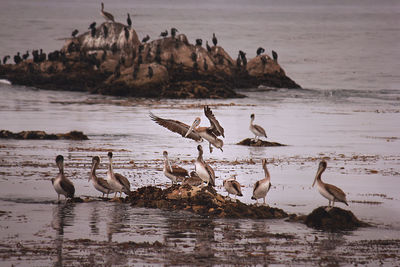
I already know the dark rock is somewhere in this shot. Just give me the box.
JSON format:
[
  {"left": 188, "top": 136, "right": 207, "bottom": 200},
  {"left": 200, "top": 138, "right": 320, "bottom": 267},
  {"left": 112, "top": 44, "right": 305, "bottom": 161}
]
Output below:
[
  {"left": 127, "top": 184, "right": 288, "bottom": 219},
  {"left": 0, "top": 130, "right": 88, "bottom": 140},
  {"left": 236, "top": 138, "right": 286, "bottom": 147},
  {"left": 304, "top": 206, "right": 370, "bottom": 231}
]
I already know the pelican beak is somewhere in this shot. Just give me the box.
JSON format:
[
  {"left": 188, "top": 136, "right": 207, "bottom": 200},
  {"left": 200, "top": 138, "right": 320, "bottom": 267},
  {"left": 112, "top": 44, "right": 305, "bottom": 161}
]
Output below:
[
  {"left": 185, "top": 120, "right": 197, "bottom": 137},
  {"left": 312, "top": 176, "right": 317, "bottom": 187},
  {"left": 168, "top": 161, "right": 173, "bottom": 173},
  {"left": 219, "top": 147, "right": 223, "bottom": 152}
]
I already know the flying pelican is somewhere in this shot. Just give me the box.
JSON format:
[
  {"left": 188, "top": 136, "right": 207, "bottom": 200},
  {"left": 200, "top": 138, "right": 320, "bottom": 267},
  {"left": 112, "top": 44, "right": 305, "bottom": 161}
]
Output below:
[
  {"left": 100, "top": 2, "right": 115, "bottom": 22},
  {"left": 106, "top": 152, "right": 130, "bottom": 197},
  {"left": 163, "top": 151, "right": 189, "bottom": 184},
  {"left": 249, "top": 113, "right": 267, "bottom": 141},
  {"left": 194, "top": 145, "right": 215, "bottom": 187},
  {"left": 89, "top": 156, "right": 113, "bottom": 198},
  {"left": 223, "top": 175, "right": 243, "bottom": 200},
  {"left": 149, "top": 106, "right": 224, "bottom": 152},
  {"left": 312, "top": 161, "right": 348, "bottom": 208},
  {"left": 51, "top": 155, "right": 75, "bottom": 202},
  {"left": 251, "top": 159, "right": 271, "bottom": 205}
]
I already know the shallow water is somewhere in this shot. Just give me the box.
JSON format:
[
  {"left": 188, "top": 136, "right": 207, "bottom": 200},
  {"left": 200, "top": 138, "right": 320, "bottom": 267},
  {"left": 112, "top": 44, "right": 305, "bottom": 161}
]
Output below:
[{"left": 1, "top": 0, "right": 400, "bottom": 265}]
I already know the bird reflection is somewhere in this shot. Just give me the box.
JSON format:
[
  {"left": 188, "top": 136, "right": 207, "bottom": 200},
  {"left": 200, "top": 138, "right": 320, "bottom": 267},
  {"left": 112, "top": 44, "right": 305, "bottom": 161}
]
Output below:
[
  {"left": 51, "top": 202, "right": 76, "bottom": 267},
  {"left": 89, "top": 203, "right": 100, "bottom": 235},
  {"left": 106, "top": 203, "right": 130, "bottom": 242}
]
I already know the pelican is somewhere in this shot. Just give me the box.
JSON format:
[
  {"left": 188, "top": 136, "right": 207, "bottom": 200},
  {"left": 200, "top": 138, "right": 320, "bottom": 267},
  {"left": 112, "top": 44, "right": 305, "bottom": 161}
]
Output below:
[
  {"left": 194, "top": 145, "right": 215, "bottom": 187},
  {"left": 183, "top": 171, "right": 203, "bottom": 186},
  {"left": 163, "top": 151, "right": 189, "bottom": 184},
  {"left": 223, "top": 175, "right": 243, "bottom": 200},
  {"left": 249, "top": 114, "right": 267, "bottom": 141},
  {"left": 106, "top": 152, "right": 131, "bottom": 197},
  {"left": 312, "top": 161, "right": 348, "bottom": 208},
  {"left": 149, "top": 106, "right": 224, "bottom": 152},
  {"left": 51, "top": 155, "right": 75, "bottom": 202},
  {"left": 251, "top": 159, "right": 271, "bottom": 205},
  {"left": 89, "top": 156, "right": 113, "bottom": 198},
  {"left": 100, "top": 2, "right": 115, "bottom": 22}
]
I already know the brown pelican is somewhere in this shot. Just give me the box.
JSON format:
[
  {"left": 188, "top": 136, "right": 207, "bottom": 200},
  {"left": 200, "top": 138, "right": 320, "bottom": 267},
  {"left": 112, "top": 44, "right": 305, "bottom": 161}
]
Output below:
[
  {"left": 223, "top": 175, "right": 243, "bottom": 200},
  {"left": 163, "top": 151, "right": 189, "bottom": 184},
  {"left": 250, "top": 114, "right": 267, "bottom": 141},
  {"left": 101, "top": 3, "right": 115, "bottom": 22},
  {"left": 312, "top": 161, "right": 348, "bottom": 208},
  {"left": 194, "top": 145, "right": 215, "bottom": 186},
  {"left": 106, "top": 152, "right": 130, "bottom": 197},
  {"left": 89, "top": 156, "right": 113, "bottom": 198},
  {"left": 51, "top": 155, "right": 75, "bottom": 202},
  {"left": 212, "top": 33, "right": 217, "bottom": 46},
  {"left": 149, "top": 106, "right": 224, "bottom": 152},
  {"left": 183, "top": 171, "right": 203, "bottom": 186},
  {"left": 251, "top": 159, "right": 271, "bottom": 205}
]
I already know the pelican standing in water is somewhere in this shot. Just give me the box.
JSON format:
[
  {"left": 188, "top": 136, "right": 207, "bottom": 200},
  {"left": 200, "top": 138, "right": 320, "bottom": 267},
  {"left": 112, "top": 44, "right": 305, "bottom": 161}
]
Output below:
[
  {"left": 51, "top": 155, "right": 75, "bottom": 202},
  {"left": 251, "top": 159, "right": 271, "bottom": 205},
  {"left": 249, "top": 113, "right": 267, "bottom": 141},
  {"left": 149, "top": 106, "right": 224, "bottom": 152},
  {"left": 223, "top": 175, "right": 243, "bottom": 200},
  {"left": 89, "top": 156, "right": 113, "bottom": 198},
  {"left": 194, "top": 145, "right": 215, "bottom": 187},
  {"left": 101, "top": 2, "right": 115, "bottom": 22},
  {"left": 163, "top": 151, "right": 189, "bottom": 184},
  {"left": 312, "top": 161, "right": 348, "bottom": 208},
  {"left": 106, "top": 152, "right": 131, "bottom": 197}
]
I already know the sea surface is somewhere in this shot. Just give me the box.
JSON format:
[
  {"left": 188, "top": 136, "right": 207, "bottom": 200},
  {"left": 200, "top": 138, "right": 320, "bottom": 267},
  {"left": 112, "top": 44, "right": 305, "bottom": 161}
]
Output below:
[{"left": 0, "top": 0, "right": 400, "bottom": 265}]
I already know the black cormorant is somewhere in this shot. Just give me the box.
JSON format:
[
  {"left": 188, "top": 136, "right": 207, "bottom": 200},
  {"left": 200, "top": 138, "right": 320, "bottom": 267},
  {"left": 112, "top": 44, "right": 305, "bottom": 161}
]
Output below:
[
  {"left": 256, "top": 47, "right": 265, "bottom": 56},
  {"left": 89, "top": 22, "right": 96, "bottom": 29},
  {"left": 14, "top": 52, "right": 22, "bottom": 64},
  {"left": 195, "top": 39, "right": 202, "bottom": 46},
  {"left": 203, "top": 58, "right": 208, "bottom": 71},
  {"left": 206, "top": 41, "right": 211, "bottom": 53},
  {"left": 127, "top": 13, "right": 132, "bottom": 27},
  {"left": 71, "top": 29, "right": 79, "bottom": 38},
  {"left": 124, "top": 27, "right": 130, "bottom": 40},
  {"left": 22, "top": 51, "right": 29, "bottom": 60},
  {"left": 191, "top": 52, "right": 197, "bottom": 62},
  {"left": 239, "top": 50, "right": 247, "bottom": 66},
  {"left": 212, "top": 33, "right": 217, "bottom": 46},
  {"left": 160, "top": 30, "right": 168, "bottom": 37},
  {"left": 142, "top": 35, "right": 150, "bottom": 43},
  {"left": 3, "top": 55, "right": 10, "bottom": 64},
  {"left": 272, "top": 50, "right": 278, "bottom": 62},
  {"left": 171, "top": 28, "right": 178, "bottom": 38},
  {"left": 103, "top": 25, "right": 108, "bottom": 38}
]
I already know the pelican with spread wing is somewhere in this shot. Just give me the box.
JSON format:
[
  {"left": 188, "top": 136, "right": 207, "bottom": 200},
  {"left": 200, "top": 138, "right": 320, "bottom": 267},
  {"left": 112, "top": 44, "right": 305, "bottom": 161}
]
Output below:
[{"left": 149, "top": 106, "right": 225, "bottom": 152}]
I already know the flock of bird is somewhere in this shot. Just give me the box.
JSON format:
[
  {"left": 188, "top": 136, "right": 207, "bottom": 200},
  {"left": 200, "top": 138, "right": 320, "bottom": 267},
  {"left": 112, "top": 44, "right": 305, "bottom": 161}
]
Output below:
[{"left": 52, "top": 105, "right": 348, "bottom": 209}]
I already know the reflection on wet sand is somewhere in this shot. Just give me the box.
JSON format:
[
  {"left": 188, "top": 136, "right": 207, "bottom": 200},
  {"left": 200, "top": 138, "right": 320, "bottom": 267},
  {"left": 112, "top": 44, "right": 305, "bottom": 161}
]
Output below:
[{"left": 51, "top": 202, "right": 76, "bottom": 267}]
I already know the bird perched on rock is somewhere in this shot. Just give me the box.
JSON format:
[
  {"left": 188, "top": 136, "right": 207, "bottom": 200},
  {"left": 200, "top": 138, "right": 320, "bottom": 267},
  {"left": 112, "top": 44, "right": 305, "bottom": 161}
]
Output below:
[
  {"left": 223, "top": 175, "right": 243, "bottom": 201},
  {"left": 142, "top": 35, "right": 150, "bottom": 43},
  {"left": 71, "top": 29, "right": 79, "bottom": 38},
  {"left": 22, "top": 51, "right": 29, "bottom": 60},
  {"left": 251, "top": 159, "right": 272, "bottom": 205},
  {"left": 162, "top": 151, "right": 189, "bottom": 184},
  {"left": 13, "top": 52, "right": 22, "bottom": 64},
  {"left": 88, "top": 22, "right": 96, "bottom": 29},
  {"left": 239, "top": 50, "right": 247, "bottom": 66},
  {"left": 127, "top": 13, "right": 132, "bottom": 27},
  {"left": 148, "top": 66, "right": 153, "bottom": 79},
  {"left": 100, "top": 2, "right": 115, "bottom": 22},
  {"left": 212, "top": 33, "right": 217, "bottom": 46},
  {"left": 89, "top": 22, "right": 96, "bottom": 38},
  {"left": 256, "top": 47, "right": 265, "bottom": 56},
  {"left": 272, "top": 50, "right": 278, "bottom": 62},
  {"left": 206, "top": 41, "right": 212, "bottom": 53},
  {"left": 195, "top": 39, "right": 202, "bottom": 46},
  {"left": 2, "top": 55, "right": 10, "bottom": 64},
  {"left": 249, "top": 113, "right": 267, "bottom": 141},
  {"left": 171, "top": 28, "right": 178, "bottom": 38},
  {"left": 160, "top": 30, "right": 168, "bottom": 37}
]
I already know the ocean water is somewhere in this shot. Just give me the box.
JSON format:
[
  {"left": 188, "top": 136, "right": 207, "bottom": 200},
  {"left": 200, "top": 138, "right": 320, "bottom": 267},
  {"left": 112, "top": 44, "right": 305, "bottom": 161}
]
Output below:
[{"left": 0, "top": 0, "right": 400, "bottom": 265}]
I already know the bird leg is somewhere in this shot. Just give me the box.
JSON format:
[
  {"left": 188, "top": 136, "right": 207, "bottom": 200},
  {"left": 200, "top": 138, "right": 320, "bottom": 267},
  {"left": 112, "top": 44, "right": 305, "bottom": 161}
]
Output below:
[{"left": 209, "top": 143, "right": 213, "bottom": 153}]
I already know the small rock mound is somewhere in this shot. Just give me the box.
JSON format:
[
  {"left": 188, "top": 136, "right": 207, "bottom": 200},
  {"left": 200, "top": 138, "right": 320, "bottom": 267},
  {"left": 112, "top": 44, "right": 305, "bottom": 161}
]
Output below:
[
  {"left": 236, "top": 138, "right": 286, "bottom": 147},
  {"left": 127, "top": 185, "right": 288, "bottom": 219},
  {"left": 0, "top": 130, "right": 88, "bottom": 140},
  {"left": 305, "top": 207, "right": 369, "bottom": 231}
]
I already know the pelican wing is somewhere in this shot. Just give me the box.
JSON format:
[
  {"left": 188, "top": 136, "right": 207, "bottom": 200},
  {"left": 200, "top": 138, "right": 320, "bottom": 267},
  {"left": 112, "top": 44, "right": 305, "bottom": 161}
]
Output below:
[
  {"left": 253, "top": 180, "right": 260, "bottom": 195},
  {"left": 60, "top": 178, "right": 75, "bottom": 197},
  {"left": 204, "top": 106, "right": 224, "bottom": 137},
  {"left": 171, "top": 165, "right": 189, "bottom": 177},
  {"left": 231, "top": 180, "right": 242, "bottom": 195},
  {"left": 254, "top": 124, "right": 267, "bottom": 137},
  {"left": 205, "top": 163, "right": 215, "bottom": 186},
  {"left": 115, "top": 173, "right": 130, "bottom": 192},
  {"left": 325, "top": 183, "right": 348, "bottom": 205},
  {"left": 149, "top": 112, "right": 202, "bottom": 141},
  {"left": 97, "top": 177, "right": 113, "bottom": 190}
]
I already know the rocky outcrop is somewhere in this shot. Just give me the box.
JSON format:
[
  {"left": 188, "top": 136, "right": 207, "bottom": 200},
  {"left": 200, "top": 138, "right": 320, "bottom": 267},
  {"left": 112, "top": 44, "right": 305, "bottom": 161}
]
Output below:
[
  {"left": 237, "top": 138, "right": 286, "bottom": 147},
  {"left": 0, "top": 22, "right": 301, "bottom": 99},
  {"left": 0, "top": 130, "right": 88, "bottom": 140},
  {"left": 126, "top": 185, "right": 288, "bottom": 219},
  {"left": 304, "top": 207, "right": 369, "bottom": 231}
]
